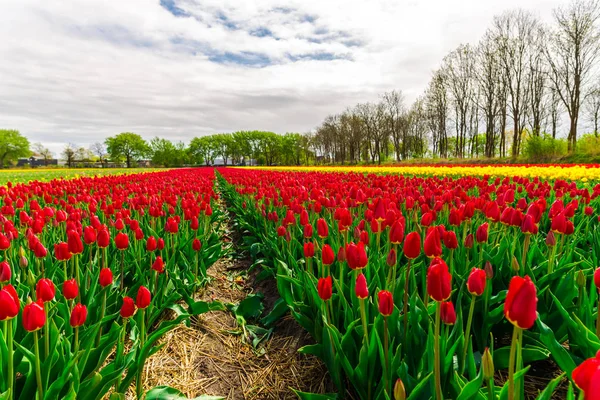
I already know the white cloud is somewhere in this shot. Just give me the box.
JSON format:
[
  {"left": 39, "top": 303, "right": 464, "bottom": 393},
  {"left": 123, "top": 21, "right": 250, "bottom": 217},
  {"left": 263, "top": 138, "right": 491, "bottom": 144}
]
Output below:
[{"left": 0, "top": 0, "right": 566, "bottom": 156}]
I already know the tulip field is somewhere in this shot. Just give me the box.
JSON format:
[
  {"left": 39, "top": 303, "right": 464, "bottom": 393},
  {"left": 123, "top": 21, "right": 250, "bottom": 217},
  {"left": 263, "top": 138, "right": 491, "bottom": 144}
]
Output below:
[{"left": 2, "top": 164, "right": 600, "bottom": 400}]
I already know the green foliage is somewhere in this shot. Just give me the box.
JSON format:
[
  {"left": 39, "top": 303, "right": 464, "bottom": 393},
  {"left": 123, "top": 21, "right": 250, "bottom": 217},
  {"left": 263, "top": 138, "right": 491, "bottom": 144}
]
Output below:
[
  {"left": 0, "top": 129, "right": 30, "bottom": 168},
  {"left": 521, "top": 133, "right": 568, "bottom": 162},
  {"left": 149, "top": 138, "right": 188, "bottom": 167},
  {"left": 105, "top": 133, "right": 149, "bottom": 168}
]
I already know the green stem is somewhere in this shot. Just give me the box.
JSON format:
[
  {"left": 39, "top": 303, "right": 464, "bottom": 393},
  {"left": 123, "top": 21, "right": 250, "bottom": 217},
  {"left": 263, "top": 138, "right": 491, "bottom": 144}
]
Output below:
[
  {"left": 520, "top": 235, "right": 530, "bottom": 277},
  {"left": 74, "top": 327, "right": 79, "bottom": 354},
  {"left": 44, "top": 307, "right": 49, "bottom": 359},
  {"left": 384, "top": 317, "right": 390, "bottom": 399},
  {"left": 115, "top": 319, "right": 128, "bottom": 393},
  {"left": 96, "top": 289, "right": 106, "bottom": 347},
  {"left": 596, "top": 299, "right": 600, "bottom": 339},
  {"left": 359, "top": 298, "right": 369, "bottom": 347},
  {"left": 508, "top": 326, "right": 520, "bottom": 400},
  {"left": 136, "top": 308, "right": 146, "bottom": 399},
  {"left": 403, "top": 259, "right": 412, "bottom": 344},
  {"left": 6, "top": 320, "right": 13, "bottom": 400},
  {"left": 461, "top": 294, "right": 476, "bottom": 373},
  {"left": 434, "top": 302, "right": 442, "bottom": 400},
  {"left": 120, "top": 251, "right": 125, "bottom": 290},
  {"left": 34, "top": 330, "right": 44, "bottom": 400},
  {"left": 487, "top": 378, "right": 495, "bottom": 400}
]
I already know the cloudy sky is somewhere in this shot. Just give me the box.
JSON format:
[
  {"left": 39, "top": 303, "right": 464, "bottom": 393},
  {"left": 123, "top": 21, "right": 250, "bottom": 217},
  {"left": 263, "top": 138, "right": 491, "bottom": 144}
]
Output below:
[{"left": 1, "top": 0, "right": 564, "bottom": 156}]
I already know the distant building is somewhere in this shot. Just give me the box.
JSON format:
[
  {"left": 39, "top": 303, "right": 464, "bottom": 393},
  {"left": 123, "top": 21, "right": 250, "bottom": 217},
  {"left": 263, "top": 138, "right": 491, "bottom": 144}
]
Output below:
[{"left": 17, "top": 156, "right": 58, "bottom": 167}]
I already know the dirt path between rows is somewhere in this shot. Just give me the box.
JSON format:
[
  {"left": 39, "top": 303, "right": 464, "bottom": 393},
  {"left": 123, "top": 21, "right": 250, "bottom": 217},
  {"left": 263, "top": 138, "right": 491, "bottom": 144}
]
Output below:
[{"left": 132, "top": 201, "right": 333, "bottom": 399}]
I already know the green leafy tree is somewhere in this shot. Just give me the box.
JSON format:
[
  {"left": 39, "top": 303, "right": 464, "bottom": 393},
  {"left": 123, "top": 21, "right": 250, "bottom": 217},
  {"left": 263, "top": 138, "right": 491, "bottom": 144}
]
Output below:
[
  {"left": 105, "top": 132, "right": 149, "bottom": 168},
  {"left": 189, "top": 136, "right": 218, "bottom": 166},
  {"left": 0, "top": 129, "right": 30, "bottom": 168}
]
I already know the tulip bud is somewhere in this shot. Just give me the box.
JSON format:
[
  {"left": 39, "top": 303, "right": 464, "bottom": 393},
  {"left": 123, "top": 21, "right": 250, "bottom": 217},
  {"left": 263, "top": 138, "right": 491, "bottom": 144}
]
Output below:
[
  {"left": 393, "top": 379, "right": 406, "bottom": 400},
  {"left": 576, "top": 270, "right": 586, "bottom": 288},
  {"left": 19, "top": 246, "right": 28, "bottom": 269},
  {"left": 440, "top": 301, "right": 456, "bottom": 325},
  {"left": 386, "top": 248, "right": 397, "bottom": 268},
  {"left": 545, "top": 230, "right": 556, "bottom": 247},
  {"left": 511, "top": 255, "right": 520, "bottom": 273},
  {"left": 192, "top": 238, "right": 202, "bottom": 252},
  {"left": 482, "top": 348, "right": 494, "bottom": 380},
  {"left": 485, "top": 261, "right": 494, "bottom": 280},
  {"left": 464, "top": 234, "right": 474, "bottom": 249},
  {"left": 99, "top": 268, "right": 113, "bottom": 288}
]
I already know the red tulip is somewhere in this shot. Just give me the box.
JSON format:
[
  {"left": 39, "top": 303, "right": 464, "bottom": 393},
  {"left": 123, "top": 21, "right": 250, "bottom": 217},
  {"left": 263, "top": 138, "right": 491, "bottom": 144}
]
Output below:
[
  {"left": 467, "top": 268, "right": 487, "bottom": 296},
  {"left": 0, "top": 284, "right": 19, "bottom": 320},
  {"left": 355, "top": 273, "right": 369, "bottom": 299},
  {"left": 476, "top": 223, "right": 489, "bottom": 243},
  {"left": 67, "top": 230, "right": 83, "bottom": 254},
  {"left": 22, "top": 301, "right": 46, "bottom": 331},
  {"left": 317, "top": 276, "right": 332, "bottom": 301},
  {"left": 115, "top": 232, "right": 129, "bottom": 250},
  {"left": 443, "top": 231, "right": 458, "bottom": 250},
  {"left": 136, "top": 286, "right": 151, "bottom": 309},
  {"left": 440, "top": 301, "right": 456, "bottom": 325},
  {"left": 572, "top": 350, "right": 600, "bottom": 396},
  {"left": 389, "top": 219, "right": 405, "bottom": 245},
  {"left": 83, "top": 226, "right": 97, "bottom": 245},
  {"left": 152, "top": 256, "right": 165, "bottom": 274},
  {"left": 0, "top": 261, "right": 11, "bottom": 282},
  {"left": 99, "top": 268, "right": 113, "bottom": 288},
  {"left": 378, "top": 290, "right": 393, "bottom": 316},
  {"left": 373, "top": 198, "right": 386, "bottom": 222},
  {"left": 403, "top": 232, "right": 421, "bottom": 259},
  {"left": 504, "top": 275, "right": 538, "bottom": 329},
  {"left": 521, "top": 215, "right": 538, "bottom": 235},
  {"left": 424, "top": 228, "right": 442, "bottom": 258},
  {"left": 464, "top": 233, "right": 474, "bottom": 249},
  {"left": 316, "top": 218, "right": 329, "bottom": 239},
  {"left": 120, "top": 296, "right": 136, "bottom": 318},
  {"left": 146, "top": 236, "right": 157, "bottom": 252},
  {"left": 585, "top": 206, "right": 593, "bottom": 216},
  {"left": 36, "top": 278, "right": 55, "bottom": 302},
  {"left": 70, "top": 303, "right": 87, "bottom": 327},
  {"left": 303, "top": 224, "right": 313, "bottom": 239},
  {"left": 33, "top": 241, "right": 47, "bottom": 258},
  {"left": 157, "top": 238, "right": 165, "bottom": 250},
  {"left": 346, "top": 242, "right": 368, "bottom": 270},
  {"left": 334, "top": 247, "right": 345, "bottom": 264},
  {"left": 192, "top": 238, "right": 202, "bottom": 252},
  {"left": 594, "top": 268, "right": 600, "bottom": 291},
  {"left": 62, "top": 279, "right": 79, "bottom": 300},
  {"left": 322, "top": 244, "right": 335, "bottom": 265},
  {"left": 97, "top": 229, "right": 110, "bottom": 248},
  {"left": 276, "top": 225, "right": 287, "bottom": 237},
  {"left": 54, "top": 242, "right": 72, "bottom": 261},
  {"left": 426, "top": 258, "right": 452, "bottom": 302}
]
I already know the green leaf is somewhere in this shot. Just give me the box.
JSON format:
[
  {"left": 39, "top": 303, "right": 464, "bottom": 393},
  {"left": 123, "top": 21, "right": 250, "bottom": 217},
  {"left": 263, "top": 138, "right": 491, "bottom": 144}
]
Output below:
[
  {"left": 145, "top": 386, "right": 225, "bottom": 400},
  {"left": 456, "top": 367, "right": 485, "bottom": 400},
  {"left": 535, "top": 319, "right": 576, "bottom": 375},
  {"left": 406, "top": 372, "right": 433, "bottom": 400},
  {"left": 187, "top": 299, "right": 226, "bottom": 315},
  {"left": 291, "top": 389, "right": 338, "bottom": 400},
  {"left": 536, "top": 373, "right": 565, "bottom": 400}
]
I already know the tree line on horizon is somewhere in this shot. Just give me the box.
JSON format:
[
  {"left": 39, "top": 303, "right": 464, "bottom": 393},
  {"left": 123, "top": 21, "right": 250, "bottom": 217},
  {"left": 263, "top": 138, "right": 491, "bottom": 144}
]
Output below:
[{"left": 311, "top": 0, "right": 600, "bottom": 163}]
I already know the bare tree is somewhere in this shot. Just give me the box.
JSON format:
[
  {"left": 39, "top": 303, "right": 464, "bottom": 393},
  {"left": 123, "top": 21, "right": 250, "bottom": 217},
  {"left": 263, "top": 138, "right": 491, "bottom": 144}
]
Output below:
[
  {"left": 443, "top": 44, "right": 476, "bottom": 158},
  {"left": 586, "top": 85, "right": 600, "bottom": 136},
  {"left": 90, "top": 142, "right": 108, "bottom": 167},
  {"left": 475, "top": 32, "right": 502, "bottom": 157},
  {"left": 527, "top": 26, "right": 548, "bottom": 136},
  {"left": 546, "top": 0, "right": 600, "bottom": 151},
  {"left": 62, "top": 143, "right": 77, "bottom": 168},
  {"left": 425, "top": 69, "right": 449, "bottom": 158},
  {"left": 382, "top": 90, "right": 405, "bottom": 162},
  {"left": 32, "top": 143, "right": 53, "bottom": 166},
  {"left": 493, "top": 10, "right": 539, "bottom": 157}
]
